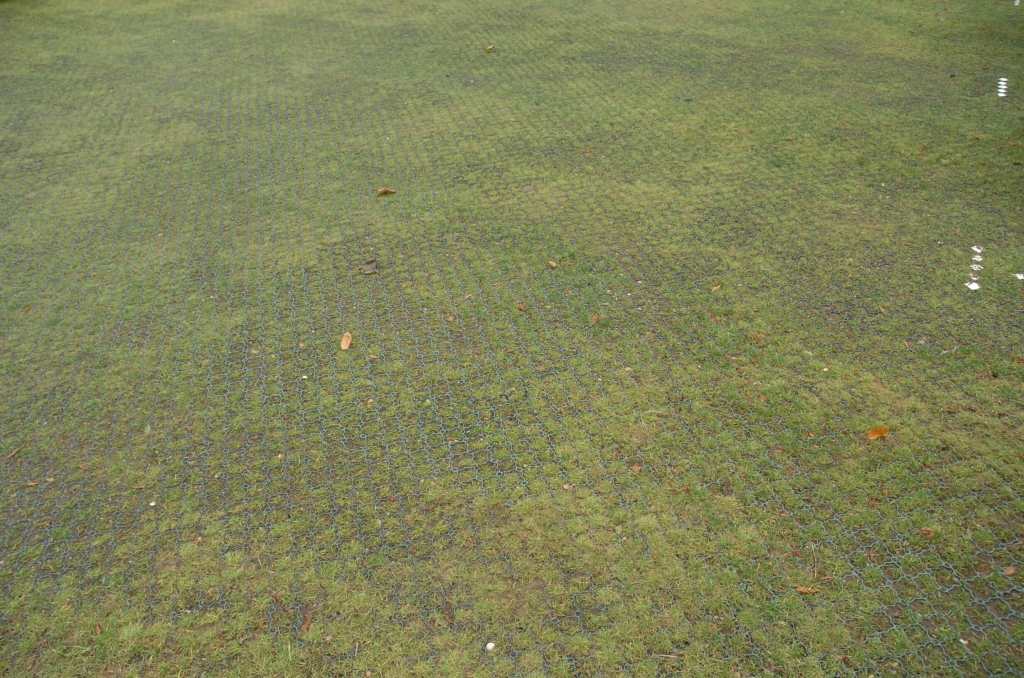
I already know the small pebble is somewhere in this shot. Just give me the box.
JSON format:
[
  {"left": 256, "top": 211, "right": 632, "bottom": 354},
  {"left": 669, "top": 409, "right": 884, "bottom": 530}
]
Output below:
[
  {"left": 149, "top": 502, "right": 156, "bottom": 507},
  {"left": 485, "top": 642, "right": 496, "bottom": 652}
]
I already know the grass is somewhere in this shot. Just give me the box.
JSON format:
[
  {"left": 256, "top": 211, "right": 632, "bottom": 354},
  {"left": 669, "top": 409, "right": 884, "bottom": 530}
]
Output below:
[{"left": 1, "top": 0, "right": 1022, "bottom": 675}]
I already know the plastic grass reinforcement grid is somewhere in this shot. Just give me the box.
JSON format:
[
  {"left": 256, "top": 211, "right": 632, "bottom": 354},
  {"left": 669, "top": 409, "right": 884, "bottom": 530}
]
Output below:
[{"left": 0, "top": 0, "right": 1022, "bottom": 675}]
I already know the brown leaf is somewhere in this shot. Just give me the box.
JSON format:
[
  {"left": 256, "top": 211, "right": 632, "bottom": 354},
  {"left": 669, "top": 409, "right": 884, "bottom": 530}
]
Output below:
[
  {"left": 377, "top": 188, "right": 396, "bottom": 196},
  {"left": 358, "top": 259, "right": 378, "bottom": 275},
  {"left": 24, "top": 482, "right": 38, "bottom": 487},
  {"left": 300, "top": 612, "right": 313, "bottom": 634},
  {"left": 589, "top": 315, "right": 600, "bottom": 326},
  {"left": 1012, "top": 357, "right": 1024, "bottom": 364},
  {"left": 973, "top": 136, "right": 982, "bottom": 141},
  {"left": 867, "top": 427, "right": 890, "bottom": 440},
  {"left": 878, "top": 305, "right": 886, "bottom": 314},
  {"left": 711, "top": 284, "right": 722, "bottom": 293},
  {"left": 94, "top": 624, "right": 102, "bottom": 636},
  {"left": 563, "top": 483, "right": 573, "bottom": 490},
  {"left": 340, "top": 333, "right": 353, "bottom": 351},
  {"left": 795, "top": 586, "right": 820, "bottom": 595},
  {"left": 630, "top": 464, "right": 642, "bottom": 474},
  {"left": 547, "top": 261, "right": 558, "bottom": 269},
  {"left": 517, "top": 304, "right": 527, "bottom": 312},
  {"left": 1005, "top": 566, "right": 1017, "bottom": 576},
  {"left": 484, "top": 44, "right": 494, "bottom": 53},
  {"left": 446, "top": 314, "right": 455, "bottom": 322},
  {"left": 919, "top": 528, "right": 935, "bottom": 539}
]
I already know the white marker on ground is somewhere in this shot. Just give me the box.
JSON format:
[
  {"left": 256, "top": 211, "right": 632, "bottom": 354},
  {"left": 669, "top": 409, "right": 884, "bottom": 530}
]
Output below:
[{"left": 965, "top": 282, "right": 980, "bottom": 290}]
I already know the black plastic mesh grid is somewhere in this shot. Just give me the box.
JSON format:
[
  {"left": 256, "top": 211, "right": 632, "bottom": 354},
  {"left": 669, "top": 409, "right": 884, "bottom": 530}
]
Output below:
[{"left": 1, "top": 0, "right": 1022, "bottom": 675}]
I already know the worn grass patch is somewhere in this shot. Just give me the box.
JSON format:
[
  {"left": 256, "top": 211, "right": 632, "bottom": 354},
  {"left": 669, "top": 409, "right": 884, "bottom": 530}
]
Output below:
[{"left": 1, "top": 0, "right": 1023, "bottom": 675}]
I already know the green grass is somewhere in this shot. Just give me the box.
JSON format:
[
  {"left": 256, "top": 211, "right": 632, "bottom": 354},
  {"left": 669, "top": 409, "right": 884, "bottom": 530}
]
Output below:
[{"left": 1, "top": 0, "right": 1023, "bottom": 675}]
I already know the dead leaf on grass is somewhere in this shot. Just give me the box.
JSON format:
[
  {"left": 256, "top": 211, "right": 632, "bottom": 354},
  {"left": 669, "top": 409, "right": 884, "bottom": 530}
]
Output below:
[
  {"left": 377, "top": 188, "right": 396, "bottom": 196},
  {"left": 548, "top": 261, "right": 558, "bottom": 269},
  {"left": 358, "top": 260, "right": 378, "bottom": 275},
  {"left": 517, "top": 304, "right": 527, "bottom": 312},
  {"left": 919, "top": 528, "right": 935, "bottom": 539},
  {"left": 446, "top": 314, "right": 455, "bottom": 322},
  {"left": 867, "top": 427, "right": 890, "bottom": 440},
  {"left": 711, "top": 284, "right": 722, "bottom": 293},
  {"left": 563, "top": 483, "right": 573, "bottom": 490},
  {"left": 484, "top": 44, "right": 494, "bottom": 53},
  {"left": 630, "top": 464, "right": 642, "bottom": 473},
  {"left": 341, "top": 333, "right": 353, "bottom": 350},
  {"left": 94, "top": 624, "right": 102, "bottom": 635},
  {"left": 878, "top": 305, "right": 886, "bottom": 314},
  {"left": 1013, "top": 357, "right": 1024, "bottom": 364},
  {"left": 795, "top": 586, "right": 820, "bottom": 595},
  {"left": 1005, "top": 566, "right": 1016, "bottom": 576},
  {"left": 589, "top": 315, "right": 599, "bottom": 326},
  {"left": 300, "top": 612, "right": 313, "bottom": 634}
]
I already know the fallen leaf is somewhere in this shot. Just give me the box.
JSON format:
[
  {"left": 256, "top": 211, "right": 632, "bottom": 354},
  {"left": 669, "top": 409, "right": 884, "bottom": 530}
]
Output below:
[
  {"left": 77, "top": 464, "right": 87, "bottom": 471},
  {"left": 563, "top": 483, "right": 573, "bottom": 490},
  {"left": 589, "top": 315, "right": 600, "bottom": 326},
  {"left": 795, "top": 586, "right": 820, "bottom": 595},
  {"left": 484, "top": 44, "right": 494, "bottom": 53},
  {"left": 1012, "top": 357, "right": 1024, "bottom": 364},
  {"left": 878, "top": 305, "right": 886, "bottom": 314},
  {"left": 711, "top": 284, "right": 722, "bottom": 293},
  {"left": 300, "top": 612, "right": 313, "bottom": 634},
  {"left": 358, "top": 259, "right": 378, "bottom": 275},
  {"left": 548, "top": 261, "right": 558, "bottom": 269},
  {"left": 1004, "top": 566, "right": 1016, "bottom": 576},
  {"left": 630, "top": 464, "right": 642, "bottom": 473},
  {"left": 196, "top": 537, "right": 203, "bottom": 544},
  {"left": 517, "top": 304, "right": 527, "bottom": 312},
  {"left": 24, "top": 482, "right": 38, "bottom": 487},
  {"left": 867, "top": 427, "right": 890, "bottom": 440},
  {"left": 446, "top": 314, "right": 455, "bottom": 322},
  {"left": 341, "top": 333, "right": 353, "bottom": 350},
  {"left": 94, "top": 624, "right": 102, "bottom": 636},
  {"left": 973, "top": 136, "right": 982, "bottom": 141},
  {"left": 377, "top": 188, "right": 396, "bottom": 196},
  {"left": 919, "top": 146, "right": 927, "bottom": 152},
  {"left": 919, "top": 528, "right": 935, "bottom": 539},
  {"left": 368, "top": 354, "right": 380, "bottom": 360},
  {"left": 808, "top": 432, "right": 815, "bottom": 438}
]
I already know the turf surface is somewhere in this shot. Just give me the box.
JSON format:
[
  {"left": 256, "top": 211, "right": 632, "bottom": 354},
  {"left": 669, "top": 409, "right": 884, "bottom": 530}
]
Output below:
[{"left": 1, "top": 0, "right": 1023, "bottom": 675}]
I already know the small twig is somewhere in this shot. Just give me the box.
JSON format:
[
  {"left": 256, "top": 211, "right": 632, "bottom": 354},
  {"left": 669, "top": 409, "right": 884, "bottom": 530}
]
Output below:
[
  {"left": 4, "top": 445, "right": 24, "bottom": 460},
  {"left": 812, "top": 545, "right": 818, "bottom": 582},
  {"left": 354, "top": 642, "right": 358, "bottom": 659},
  {"left": 654, "top": 654, "right": 680, "bottom": 659}
]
